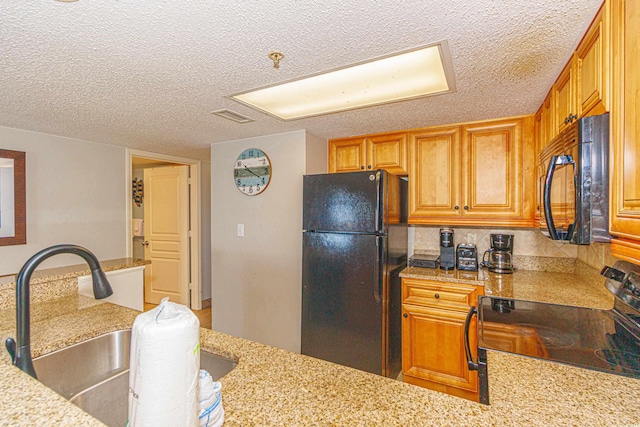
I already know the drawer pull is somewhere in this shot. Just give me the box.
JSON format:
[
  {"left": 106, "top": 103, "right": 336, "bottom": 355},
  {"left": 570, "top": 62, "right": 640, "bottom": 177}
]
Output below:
[
  {"left": 434, "top": 294, "right": 440, "bottom": 299},
  {"left": 403, "top": 313, "right": 408, "bottom": 318}
]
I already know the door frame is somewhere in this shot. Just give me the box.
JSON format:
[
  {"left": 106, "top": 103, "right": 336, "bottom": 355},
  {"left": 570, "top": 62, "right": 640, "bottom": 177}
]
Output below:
[{"left": 125, "top": 148, "right": 203, "bottom": 310}]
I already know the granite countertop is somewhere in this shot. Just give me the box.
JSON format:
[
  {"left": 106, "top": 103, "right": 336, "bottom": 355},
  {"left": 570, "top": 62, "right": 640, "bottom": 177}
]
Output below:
[
  {"left": 0, "top": 258, "right": 149, "bottom": 310},
  {"left": 400, "top": 263, "right": 615, "bottom": 310},
  {"left": 1, "top": 266, "right": 640, "bottom": 425}
]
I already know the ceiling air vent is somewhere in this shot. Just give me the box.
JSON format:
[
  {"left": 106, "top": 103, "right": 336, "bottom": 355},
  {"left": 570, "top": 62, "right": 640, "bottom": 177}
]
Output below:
[{"left": 211, "top": 109, "right": 255, "bottom": 123}]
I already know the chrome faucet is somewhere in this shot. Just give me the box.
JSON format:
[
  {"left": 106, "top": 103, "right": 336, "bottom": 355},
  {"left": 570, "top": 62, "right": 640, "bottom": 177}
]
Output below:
[{"left": 5, "top": 244, "right": 113, "bottom": 379}]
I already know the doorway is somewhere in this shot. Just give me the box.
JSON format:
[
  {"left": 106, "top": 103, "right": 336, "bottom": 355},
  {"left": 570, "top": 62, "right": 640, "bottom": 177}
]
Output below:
[{"left": 125, "top": 149, "right": 203, "bottom": 310}]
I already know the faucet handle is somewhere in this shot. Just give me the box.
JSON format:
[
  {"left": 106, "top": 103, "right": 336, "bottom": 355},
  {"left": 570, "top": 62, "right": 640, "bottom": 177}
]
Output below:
[{"left": 5, "top": 337, "right": 16, "bottom": 364}]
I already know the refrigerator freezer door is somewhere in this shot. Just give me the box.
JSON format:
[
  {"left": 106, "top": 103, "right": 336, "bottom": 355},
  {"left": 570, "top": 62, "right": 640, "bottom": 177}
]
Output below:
[
  {"left": 302, "top": 232, "right": 385, "bottom": 375},
  {"left": 303, "top": 171, "right": 384, "bottom": 234}
]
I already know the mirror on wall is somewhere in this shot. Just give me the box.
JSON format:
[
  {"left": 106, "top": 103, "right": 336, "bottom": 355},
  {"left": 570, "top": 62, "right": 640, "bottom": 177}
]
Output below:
[{"left": 0, "top": 149, "right": 25, "bottom": 246}]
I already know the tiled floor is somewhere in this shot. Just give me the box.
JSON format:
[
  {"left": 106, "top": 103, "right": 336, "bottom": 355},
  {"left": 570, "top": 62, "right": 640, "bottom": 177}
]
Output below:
[{"left": 143, "top": 301, "right": 212, "bottom": 329}]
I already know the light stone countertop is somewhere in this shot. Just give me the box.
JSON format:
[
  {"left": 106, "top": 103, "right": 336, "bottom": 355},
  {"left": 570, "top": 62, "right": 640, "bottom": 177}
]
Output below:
[
  {"left": 1, "top": 264, "right": 639, "bottom": 426},
  {"left": 400, "top": 262, "right": 615, "bottom": 310},
  {"left": 0, "top": 258, "right": 149, "bottom": 310}
]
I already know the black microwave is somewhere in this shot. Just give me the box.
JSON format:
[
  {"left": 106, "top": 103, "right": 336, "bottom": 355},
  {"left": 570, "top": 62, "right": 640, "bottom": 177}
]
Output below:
[{"left": 539, "top": 113, "right": 611, "bottom": 244}]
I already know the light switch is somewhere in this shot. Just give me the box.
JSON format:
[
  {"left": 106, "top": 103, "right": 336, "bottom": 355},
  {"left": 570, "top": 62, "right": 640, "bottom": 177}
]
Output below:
[{"left": 237, "top": 224, "right": 244, "bottom": 237}]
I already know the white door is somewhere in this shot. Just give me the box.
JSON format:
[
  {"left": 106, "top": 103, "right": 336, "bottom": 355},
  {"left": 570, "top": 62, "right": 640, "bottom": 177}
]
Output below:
[{"left": 143, "top": 165, "right": 190, "bottom": 305}]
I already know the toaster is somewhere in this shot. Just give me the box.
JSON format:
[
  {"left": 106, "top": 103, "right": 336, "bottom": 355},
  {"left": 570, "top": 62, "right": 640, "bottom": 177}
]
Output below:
[{"left": 456, "top": 243, "right": 478, "bottom": 271}]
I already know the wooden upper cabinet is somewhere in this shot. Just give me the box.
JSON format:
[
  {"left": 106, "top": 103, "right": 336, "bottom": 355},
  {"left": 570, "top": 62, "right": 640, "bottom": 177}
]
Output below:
[
  {"left": 408, "top": 127, "right": 461, "bottom": 218},
  {"left": 540, "top": 90, "right": 555, "bottom": 146},
  {"left": 553, "top": 58, "right": 577, "bottom": 135},
  {"left": 409, "top": 117, "right": 535, "bottom": 226},
  {"left": 328, "top": 132, "right": 408, "bottom": 174},
  {"left": 366, "top": 133, "right": 408, "bottom": 175},
  {"left": 543, "top": 1, "right": 609, "bottom": 138},
  {"left": 328, "top": 136, "right": 366, "bottom": 173},
  {"left": 610, "top": 0, "right": 640, "bottom": 263},
  {"left": 575, "top": 2, "right": 610, "bottom": 118},
  {"left": 462, "top": 119, "right": 525, "bottom": 221}
]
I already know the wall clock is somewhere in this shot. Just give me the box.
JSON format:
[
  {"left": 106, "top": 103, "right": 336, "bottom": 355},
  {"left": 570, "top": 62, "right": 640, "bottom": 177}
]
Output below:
[{"left": 234, "top": 148, "right": 272, "bottom": 196}]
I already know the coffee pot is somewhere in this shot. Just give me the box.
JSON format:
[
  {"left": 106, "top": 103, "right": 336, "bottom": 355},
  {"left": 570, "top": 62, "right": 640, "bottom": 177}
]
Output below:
[{"left": 482, "top": 233, "right": 515, "bottom": 274}]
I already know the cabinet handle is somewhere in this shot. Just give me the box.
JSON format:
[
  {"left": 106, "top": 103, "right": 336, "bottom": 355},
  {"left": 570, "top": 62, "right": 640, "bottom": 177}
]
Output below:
[
  {"left": 434, "top": 294, "right": 440, "bottom": 299},
  {"left": 403, "top": 313, "right": 408, "bottom": 318},
  {"left": 569, "top": 113, "right": 578, "bottom": 122},
  {"left": 454, "top": 206, "right": 459, "bottom": 210},
  {"left": 564, "top": 117, "right": 570, "bottom": 125},
  {"left": 360, "top": 166, "right": 365, "bottom": 170},
  {"left": 464, "top": 206, "right": 469, "bottom": 210},
  {"left": 367, "top": 165, "right": 372, "bottom": 169}
]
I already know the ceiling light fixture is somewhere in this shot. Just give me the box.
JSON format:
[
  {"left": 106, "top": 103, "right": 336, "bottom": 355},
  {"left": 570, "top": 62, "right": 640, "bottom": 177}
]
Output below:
[{"left": 231, "top": 41, "right": 456, "bottom": 121}]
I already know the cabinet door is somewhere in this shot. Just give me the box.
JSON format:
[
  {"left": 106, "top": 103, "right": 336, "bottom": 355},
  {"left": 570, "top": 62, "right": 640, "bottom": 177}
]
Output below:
[
  {"left": 576, "top": 3, "right": 609, "bottom": 118},
  {"left": 402, "top": 304, "right": 478, "bottom": 397},
  {"left": 554, "top": 59, "right": 577, "bottom": 135},
  {"left": 328, "top": 137, "right": 366, "bottom": 173},
  {"left": 366, "top": 132, "right": 408, "bottom": 175},
  {"left": 461, "top": 118, "right": 531, "bottom": 222},
  {"left": 408, "top": 127, "right": 461, "bottom": 219},
  {"left": 611, "top": 0, "right": 640, "bottom": 261},
  {"left": 540, "top": 90, "right": 555, "bottom": 145}
]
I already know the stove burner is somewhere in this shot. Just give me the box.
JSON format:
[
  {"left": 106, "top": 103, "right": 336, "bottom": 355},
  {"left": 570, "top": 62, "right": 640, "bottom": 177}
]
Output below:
[
  {"left": 514, "top": 324, "right": 576, "bottom": 349},
  {"left": 594, "top": 348, "right": 640, "bottom": 374}
]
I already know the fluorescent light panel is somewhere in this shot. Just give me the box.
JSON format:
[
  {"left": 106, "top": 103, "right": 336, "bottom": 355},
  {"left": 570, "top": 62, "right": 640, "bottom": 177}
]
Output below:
[{"left": 231, "top": 42, "right": 455, "bottom": 121}]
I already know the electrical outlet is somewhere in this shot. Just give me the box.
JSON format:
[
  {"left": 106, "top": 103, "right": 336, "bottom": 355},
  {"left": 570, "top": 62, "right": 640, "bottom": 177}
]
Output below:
[
  {"left": 467, "top": 233, "right": 477, "bottom": 245},
  {"left": 237, "top": 224, "right": 244, "bottom": 237}
]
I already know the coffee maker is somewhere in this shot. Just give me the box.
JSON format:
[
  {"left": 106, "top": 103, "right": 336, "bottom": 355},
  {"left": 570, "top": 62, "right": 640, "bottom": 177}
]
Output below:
[
  {"left": 482, "top": 233, "right": 514, "bottom": 274},
  {"left": 439, "top": 228, "right": 455, "bottom": 270}
]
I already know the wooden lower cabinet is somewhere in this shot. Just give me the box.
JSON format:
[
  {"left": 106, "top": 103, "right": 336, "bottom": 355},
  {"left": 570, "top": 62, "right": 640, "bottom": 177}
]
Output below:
[{"left": 401, "top": 278, "right": 483, "bottom": 402}]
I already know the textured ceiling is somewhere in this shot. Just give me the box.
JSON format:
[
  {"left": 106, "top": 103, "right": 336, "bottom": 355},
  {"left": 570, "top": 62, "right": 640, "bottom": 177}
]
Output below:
[{"left": 0, "top": 0, "right": 603, "bottom": 161}]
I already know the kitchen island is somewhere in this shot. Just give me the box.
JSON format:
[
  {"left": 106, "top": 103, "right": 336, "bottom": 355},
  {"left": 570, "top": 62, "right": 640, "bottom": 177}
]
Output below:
[{"left": 1, "top": 264, "right": 640, "bottom": 426}]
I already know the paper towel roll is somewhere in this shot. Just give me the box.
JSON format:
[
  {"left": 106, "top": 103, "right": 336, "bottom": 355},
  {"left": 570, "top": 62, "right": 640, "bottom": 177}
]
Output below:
[{"left": 128, "top": 298, "right": 200, "bottom": 427}]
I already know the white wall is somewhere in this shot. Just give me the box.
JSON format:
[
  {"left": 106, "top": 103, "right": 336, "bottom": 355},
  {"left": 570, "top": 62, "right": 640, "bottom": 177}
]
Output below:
[
  {"left": 211, "top": 130, "right": 326, "bottom": 352},
  {"left": 0, "top": 126, "right": 127, "bottom": 274}
]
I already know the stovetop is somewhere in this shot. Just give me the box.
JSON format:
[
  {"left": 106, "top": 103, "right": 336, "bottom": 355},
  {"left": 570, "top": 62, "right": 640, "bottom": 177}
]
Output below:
[{"left": 477, "top": 260, "right": 640, "bottom": 379}]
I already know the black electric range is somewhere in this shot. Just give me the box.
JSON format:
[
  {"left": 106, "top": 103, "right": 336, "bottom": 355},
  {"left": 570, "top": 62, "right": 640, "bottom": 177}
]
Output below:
[{"left": 466, "top": 260, "right": 640, "bottom": 405}]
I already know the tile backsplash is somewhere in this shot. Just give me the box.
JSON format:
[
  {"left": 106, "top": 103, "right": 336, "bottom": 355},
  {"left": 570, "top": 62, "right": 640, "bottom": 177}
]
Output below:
[{"left": 410, "top": 226, "right": 614, "bottom": 271}]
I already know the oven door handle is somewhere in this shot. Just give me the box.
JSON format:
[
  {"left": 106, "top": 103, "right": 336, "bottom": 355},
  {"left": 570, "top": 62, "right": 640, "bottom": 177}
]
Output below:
[{"left": 464, "top": 306, "right": 478, "bottom": 371}]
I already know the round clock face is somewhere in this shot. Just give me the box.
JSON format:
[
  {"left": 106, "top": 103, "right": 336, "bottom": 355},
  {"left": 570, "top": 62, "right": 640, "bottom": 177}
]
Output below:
[{"left": 234, "top": 148, "right": 272, "bottom": 196}]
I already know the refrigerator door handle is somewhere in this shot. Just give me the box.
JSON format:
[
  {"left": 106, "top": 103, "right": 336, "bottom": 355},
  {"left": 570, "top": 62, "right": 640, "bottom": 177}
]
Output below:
[
  {"left": 374, "top": 170, "right": 382, "bottom": 233},
  {"left": 373, "top": 237, "right": 383, "bottom": 302}
]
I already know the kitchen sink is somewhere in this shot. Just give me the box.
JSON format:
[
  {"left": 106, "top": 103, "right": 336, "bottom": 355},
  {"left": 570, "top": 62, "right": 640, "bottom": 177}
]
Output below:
[{"left": 33, "top": 329, "right": 236, "bottom": 427}]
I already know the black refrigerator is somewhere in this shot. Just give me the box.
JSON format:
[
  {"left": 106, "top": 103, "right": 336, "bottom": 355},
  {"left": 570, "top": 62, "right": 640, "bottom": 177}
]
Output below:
[{"left": 301, "top": 170, "right": 407, "bottom": 378}]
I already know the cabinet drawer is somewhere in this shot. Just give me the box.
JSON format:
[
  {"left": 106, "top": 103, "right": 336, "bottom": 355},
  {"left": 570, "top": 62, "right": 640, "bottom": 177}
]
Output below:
[{"left": 402, "top": 279, "right": 481, "bottom": 310}]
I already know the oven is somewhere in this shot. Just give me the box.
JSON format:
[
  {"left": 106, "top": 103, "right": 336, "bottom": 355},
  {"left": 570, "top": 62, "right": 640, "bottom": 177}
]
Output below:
[{"left": 464, "top": 260, "right": 640, "bottom": 406}]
